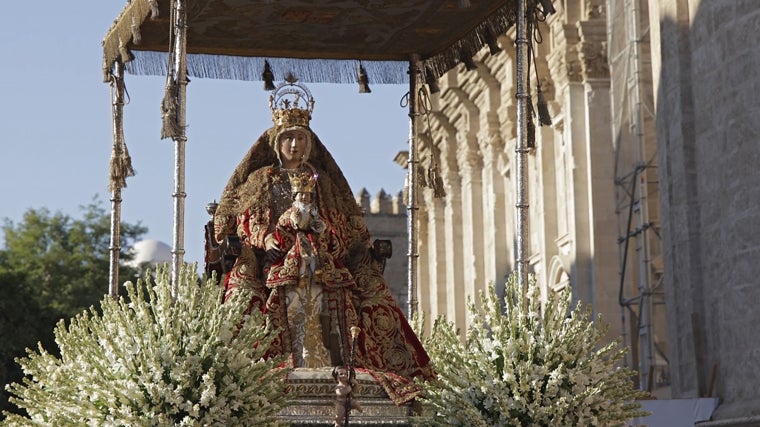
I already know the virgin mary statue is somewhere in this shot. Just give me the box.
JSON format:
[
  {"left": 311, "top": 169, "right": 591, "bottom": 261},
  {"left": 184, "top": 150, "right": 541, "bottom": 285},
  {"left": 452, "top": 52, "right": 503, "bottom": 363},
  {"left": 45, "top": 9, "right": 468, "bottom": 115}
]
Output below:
[{"left": 211, "top": 76, "right": 432, "bottom": 404}]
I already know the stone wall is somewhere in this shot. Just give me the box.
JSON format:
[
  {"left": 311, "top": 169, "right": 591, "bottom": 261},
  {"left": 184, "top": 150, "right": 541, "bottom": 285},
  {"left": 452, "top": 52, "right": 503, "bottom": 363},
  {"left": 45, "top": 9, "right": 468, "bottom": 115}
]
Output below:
[
  {"left": 653, "top": 0, "right": 760, "bottom": 422},
  {"left": 356, "top": 189, "right": 410, "bottom": 318}
]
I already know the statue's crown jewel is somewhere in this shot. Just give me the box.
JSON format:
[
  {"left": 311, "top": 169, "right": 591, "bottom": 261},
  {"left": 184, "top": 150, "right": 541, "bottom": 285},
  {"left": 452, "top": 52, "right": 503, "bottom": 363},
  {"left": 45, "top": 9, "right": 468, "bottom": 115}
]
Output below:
[
  {"left": 289, "top": 171, "right": 318, "bottom": 194},
  {"left": 269, "top": 73, "right": 315, "bottom": 128}
]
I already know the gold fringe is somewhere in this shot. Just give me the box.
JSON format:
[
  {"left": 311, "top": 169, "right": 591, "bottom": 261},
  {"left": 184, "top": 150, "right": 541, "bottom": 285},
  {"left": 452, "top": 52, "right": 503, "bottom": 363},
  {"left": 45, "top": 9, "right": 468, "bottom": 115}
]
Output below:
[
  {"left": 127, "top": 53, "right": 410, "bottom": 85},
  {"left": 102, "top": 0, "right": 155, "bottom": 81},
  {"left": 421, "top": 3, "right": 519, "bottom": 81}
]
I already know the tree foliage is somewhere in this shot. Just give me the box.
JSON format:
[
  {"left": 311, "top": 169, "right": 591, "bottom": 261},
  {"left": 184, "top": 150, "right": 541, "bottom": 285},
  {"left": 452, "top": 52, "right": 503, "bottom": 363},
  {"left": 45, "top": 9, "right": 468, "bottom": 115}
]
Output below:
[
  {"left": 1, "top": 199, "right": 146, "bottom": 318},
  {"left": 0, "top": 198, "right": 146, "bottom": 416},
  {"left": 3, "top": 265, "right": 290, "bottom": 426},
  {"left": 413, "top": 275, "right": 649, "bottom": 426}
]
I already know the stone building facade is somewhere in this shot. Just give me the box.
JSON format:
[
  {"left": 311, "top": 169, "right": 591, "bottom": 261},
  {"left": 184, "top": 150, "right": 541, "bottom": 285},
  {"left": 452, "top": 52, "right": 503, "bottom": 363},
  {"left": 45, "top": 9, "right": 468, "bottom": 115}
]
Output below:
[
  {"left": 414, "top": 0, "right": 623, "bottom": 360},
  {"left": 407, "top": 0, "right": 760, "bottom": 423},
  {"left": 356, "top": 189, "right": 410, "bottom": 317},
  {"left": 650, "top": 1, "right": 760, "bottom": 424}
]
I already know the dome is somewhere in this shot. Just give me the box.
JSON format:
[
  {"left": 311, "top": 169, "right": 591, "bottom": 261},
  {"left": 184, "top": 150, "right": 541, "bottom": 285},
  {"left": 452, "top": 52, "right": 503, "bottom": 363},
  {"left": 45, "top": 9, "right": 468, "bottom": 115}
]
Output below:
[{"left": 127, "top": 239, "right": 172, "bottom": 268}]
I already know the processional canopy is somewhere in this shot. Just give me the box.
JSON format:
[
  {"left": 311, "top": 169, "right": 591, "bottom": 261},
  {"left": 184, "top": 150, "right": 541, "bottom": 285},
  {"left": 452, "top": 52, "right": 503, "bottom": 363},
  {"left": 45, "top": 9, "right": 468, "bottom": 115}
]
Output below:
[
  {"left": 100, "top": 0, "right": 550, "bottom": 298},
  {"left": 102, "top": 0, "right": 525, "bottom": 84}
]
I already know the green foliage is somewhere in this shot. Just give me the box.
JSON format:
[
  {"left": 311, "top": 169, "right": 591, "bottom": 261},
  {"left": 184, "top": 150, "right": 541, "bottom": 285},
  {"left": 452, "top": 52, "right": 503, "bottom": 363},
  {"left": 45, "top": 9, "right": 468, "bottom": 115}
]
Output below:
[
  {"left": 0, "top": 198, "right": 146, "bottom": 416},
  {"left": 413, "top": 275, "right": 648, "bottom": 426},
  {"left": 3, "top": 264, "right": 290, "bottom": 426},
  {"left": 1, "top": 198, "right": 146, "bottom": 318},
  {"left": 0, "top": 269, "right": 41, "bottom": 417}
]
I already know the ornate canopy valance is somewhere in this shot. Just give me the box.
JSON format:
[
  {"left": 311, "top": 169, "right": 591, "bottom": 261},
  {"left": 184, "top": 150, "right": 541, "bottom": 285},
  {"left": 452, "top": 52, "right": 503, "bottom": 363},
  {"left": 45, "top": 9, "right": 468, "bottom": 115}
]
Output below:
[{"left": 102, "top": 0, "right": 528, "bottom": 84}]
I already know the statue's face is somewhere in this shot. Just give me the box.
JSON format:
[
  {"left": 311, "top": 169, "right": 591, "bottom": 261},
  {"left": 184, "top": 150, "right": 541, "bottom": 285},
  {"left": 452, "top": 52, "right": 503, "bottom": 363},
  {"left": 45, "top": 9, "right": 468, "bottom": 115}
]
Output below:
[
  {"left": 294, "top": 191, "right": 313, "bottom": 205},
  {"left": 278, "top": 129, "right": 309, "bottom": 166},
  {"left": 336, "top": 368, "right": 349, "bottom": 382}
]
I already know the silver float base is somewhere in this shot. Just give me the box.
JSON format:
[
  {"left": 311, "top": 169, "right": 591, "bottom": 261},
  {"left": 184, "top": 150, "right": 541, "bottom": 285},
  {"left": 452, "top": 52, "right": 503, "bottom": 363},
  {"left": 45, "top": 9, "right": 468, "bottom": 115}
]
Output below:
[{"left": 278, "top": 367, "right": 417, "bottom": 426}]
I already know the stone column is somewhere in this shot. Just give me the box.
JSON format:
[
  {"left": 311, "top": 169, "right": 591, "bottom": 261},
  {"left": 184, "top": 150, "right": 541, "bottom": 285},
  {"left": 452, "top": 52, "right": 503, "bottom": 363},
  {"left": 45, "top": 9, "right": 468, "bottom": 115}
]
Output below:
[
  {"left": 434, "top": 102, "right": 466, "bottom": 328},
  {"left": 457, "top": 135, "right": 485, "bottom": 317}
]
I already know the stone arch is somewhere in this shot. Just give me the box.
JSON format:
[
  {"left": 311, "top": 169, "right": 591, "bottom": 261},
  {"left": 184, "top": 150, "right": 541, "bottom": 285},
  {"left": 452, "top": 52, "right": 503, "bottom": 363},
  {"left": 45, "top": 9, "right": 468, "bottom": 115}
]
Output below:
[{"left": 548, "top": 255, "right": 571, "bottom": 292}]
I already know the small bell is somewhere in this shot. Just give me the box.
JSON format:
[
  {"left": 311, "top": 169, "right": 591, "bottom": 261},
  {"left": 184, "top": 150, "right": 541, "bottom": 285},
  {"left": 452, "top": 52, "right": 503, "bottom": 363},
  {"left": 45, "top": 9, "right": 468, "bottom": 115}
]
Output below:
[
  {"left": 357, "top": 63, "right": 371, "bottom": 93},
  {"left": 262, "top": 60, "right": 275, "bottom": 91}
]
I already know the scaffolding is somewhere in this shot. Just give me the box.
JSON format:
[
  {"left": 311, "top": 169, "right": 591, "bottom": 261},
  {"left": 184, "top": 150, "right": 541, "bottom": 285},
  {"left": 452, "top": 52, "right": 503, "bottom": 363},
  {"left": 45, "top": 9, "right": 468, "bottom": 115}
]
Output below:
[{"left": 607, "top": 0, "right": 669, "bottom": 395}]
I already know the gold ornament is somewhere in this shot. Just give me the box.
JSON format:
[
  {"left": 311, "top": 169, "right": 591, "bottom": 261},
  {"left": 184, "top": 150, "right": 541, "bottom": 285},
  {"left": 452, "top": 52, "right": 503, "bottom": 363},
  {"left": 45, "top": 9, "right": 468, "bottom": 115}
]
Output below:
[
  {"left": 289, "top": 171, "right": 318, "bottom": 194},
  {"left": 269, "top": 73, "right": 315, "bottom": 128}
]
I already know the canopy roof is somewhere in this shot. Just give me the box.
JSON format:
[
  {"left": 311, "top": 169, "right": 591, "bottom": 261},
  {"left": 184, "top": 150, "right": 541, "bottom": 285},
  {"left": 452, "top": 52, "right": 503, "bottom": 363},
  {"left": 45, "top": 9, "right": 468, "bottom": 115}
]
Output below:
[{"left": 102, "top": 0, "right": 526, "bottom": 84}]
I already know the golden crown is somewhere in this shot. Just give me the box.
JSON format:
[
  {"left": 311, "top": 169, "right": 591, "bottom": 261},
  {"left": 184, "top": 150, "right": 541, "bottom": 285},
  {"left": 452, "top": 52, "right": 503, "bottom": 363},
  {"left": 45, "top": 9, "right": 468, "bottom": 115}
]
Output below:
[
  {"left": 289, "top": 172, "right": 318, "bottom": 194},
  {"left": 269, "top": 73, "right": 315, "bottom": 128}
]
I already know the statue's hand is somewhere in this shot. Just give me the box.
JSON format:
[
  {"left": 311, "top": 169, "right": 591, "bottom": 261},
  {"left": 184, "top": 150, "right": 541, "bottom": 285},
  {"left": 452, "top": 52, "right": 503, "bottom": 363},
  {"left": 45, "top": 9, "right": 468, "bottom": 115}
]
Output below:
[
  {"left": 265, "top": 248, "right": 283, "bottom": 263},
  {"left": 264, "top": 234, "right": 283, "bottom": 263},
  {"left": 265, "top": 234, "right": 280, "bottom": 251}
]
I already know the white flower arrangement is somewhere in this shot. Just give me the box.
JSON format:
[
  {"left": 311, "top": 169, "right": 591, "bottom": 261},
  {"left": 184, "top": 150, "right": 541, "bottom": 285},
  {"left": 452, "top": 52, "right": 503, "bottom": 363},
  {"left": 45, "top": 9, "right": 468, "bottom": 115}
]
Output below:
[
  {"left": 4, "top": 264, "right": 289, "bottom": 426},
  {"left": 413, "top": 274, "right": 649, "bottom": 426}
]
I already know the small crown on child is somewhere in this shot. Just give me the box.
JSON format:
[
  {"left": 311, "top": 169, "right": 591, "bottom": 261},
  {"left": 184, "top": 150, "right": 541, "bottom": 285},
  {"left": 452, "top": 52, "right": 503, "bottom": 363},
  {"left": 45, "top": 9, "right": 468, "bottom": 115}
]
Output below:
[
  {"left": 289, "top": 172, "right": 318, "bottom": 193},
  {"left": 269, "top": 73, "right": 315, "bottom": 128}
]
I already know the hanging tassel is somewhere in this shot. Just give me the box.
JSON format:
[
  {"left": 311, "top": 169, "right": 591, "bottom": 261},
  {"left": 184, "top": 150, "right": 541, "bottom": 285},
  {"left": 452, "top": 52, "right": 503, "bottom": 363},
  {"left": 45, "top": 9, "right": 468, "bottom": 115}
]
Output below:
[
  {"left": 460, "top": 50, "right": 477, "bottom": 71},
  {"left": 527, "top": 102, "right": 536, "bottom": 149},
  {"left": 428, "top": 164, "right": 446, "bottom": 198},
  {"left": 424, "top": 66, "right": 440, "bottom": 94},
  {"left": 537, "top": 85, "right": 552, "bottom": 126},
  {"left": 147, "top": 0, "right": 160, "bottom": 19},
  {"left": 102, "top": 59, "right": 112, "bottom": 84},
  {"left": 109, "top": 140, "right": 136, "bottom": 191},
  {"left": 357, "top": 63, "right": 371, "bottom": 93},
  {"left": 425, "top": 152, "right": 446, "bottom": 199},
  {"left": 417, "top": 164, "right": 428, "bottom": 188},
  {"left": 131, "top": 16, "right": 142, "bottom": 45},
  {"left": 262, "top": 60, "right": 275, "bottom": 91},
  {"left": 108, "top": 73, "right": 135, "bottom": 192},
  {"left": 484, "top": 28, "right": 502, "bottom": 55},
  {"left": 160, "top": 78, "right": 181, "bottom": 140},
  {"left": 539, "top": 0, "right": 557, "bottom": 16},
  {"left": 118, "top": 38, "right": 134, "bottom": 63},
  {"left": 458, "top": 0, "right": 471, "bottom": 9}
]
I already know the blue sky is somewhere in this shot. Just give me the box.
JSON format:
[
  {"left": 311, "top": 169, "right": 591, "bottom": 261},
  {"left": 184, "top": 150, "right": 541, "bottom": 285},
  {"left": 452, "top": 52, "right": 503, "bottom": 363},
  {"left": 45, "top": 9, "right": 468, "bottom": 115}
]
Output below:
[{"left": 0, "top": 2, "right": 410, "bottom": 268}]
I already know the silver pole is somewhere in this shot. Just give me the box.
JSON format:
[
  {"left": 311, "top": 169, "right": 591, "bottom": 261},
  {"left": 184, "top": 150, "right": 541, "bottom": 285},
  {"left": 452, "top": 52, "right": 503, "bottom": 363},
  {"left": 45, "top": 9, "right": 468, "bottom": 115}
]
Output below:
[
  {"left": 629, "top": 0, "right": 654, "bottom": 390},
  {"left": 170, "top": 0, "right": 188, "bottom": 294},
  {"left": 108, "top": 61, "right": 126, "bottom": 297},
  {"left": 406, "top": 55, "right": 421, "bottom": 318},
  {"left": 515, "top": 0, "right": 530, "bottom": 291}
]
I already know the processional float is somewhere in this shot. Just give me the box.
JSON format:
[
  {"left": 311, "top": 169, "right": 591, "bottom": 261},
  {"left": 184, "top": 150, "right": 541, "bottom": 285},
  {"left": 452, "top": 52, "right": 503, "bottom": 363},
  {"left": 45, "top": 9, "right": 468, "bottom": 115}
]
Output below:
[{"left": 102, "top": 0, "right": 552, "bottom": 423}]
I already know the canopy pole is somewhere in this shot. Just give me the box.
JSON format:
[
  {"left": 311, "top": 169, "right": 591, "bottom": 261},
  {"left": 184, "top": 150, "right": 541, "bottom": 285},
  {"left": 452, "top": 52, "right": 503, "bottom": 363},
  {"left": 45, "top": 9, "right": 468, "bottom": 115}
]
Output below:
[
  {"left": 515, "top": 0, "right": 530, "bottom": 291},
  {"left": 407, "top": 54, "right": 421, "bottom": 318},
  {"left": 170, "top": 0, "right": 189, "bottom": 294},
  {"left": 108, "top": 61, "right": 126, "bottom": 297}
]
